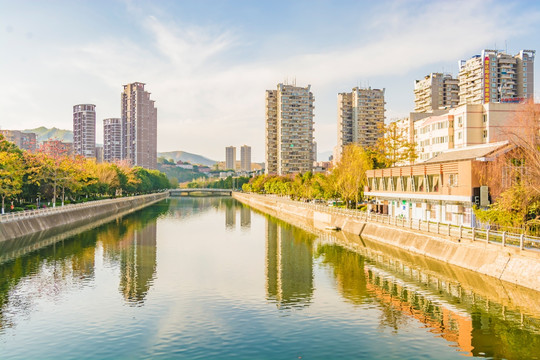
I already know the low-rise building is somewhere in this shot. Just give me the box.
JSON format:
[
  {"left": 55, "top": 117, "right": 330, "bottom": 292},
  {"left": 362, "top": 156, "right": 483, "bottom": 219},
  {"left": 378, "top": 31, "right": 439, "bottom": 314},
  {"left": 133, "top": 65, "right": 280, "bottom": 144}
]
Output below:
[
  {"left": 313, "top": 161, "right": 331, "bottom": 174},
  {"left": 364, "top": 142, "right": 512, "bottom": 227},
  {"left": 176, "top": 161, "right": 194, "bottom": 170},
  {"left": 0, "top": 130, "right": 37, "bottom": 152}
]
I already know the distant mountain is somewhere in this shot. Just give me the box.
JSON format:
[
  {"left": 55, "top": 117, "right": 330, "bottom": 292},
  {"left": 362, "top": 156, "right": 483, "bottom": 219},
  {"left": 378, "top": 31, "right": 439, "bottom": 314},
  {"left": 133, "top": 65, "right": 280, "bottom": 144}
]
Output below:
[
  {"left": 158, "top": 151, "right": 217, "bottom": 166},
  {"left": 23, "top": 126, "right": 73, "bottom": 142}
]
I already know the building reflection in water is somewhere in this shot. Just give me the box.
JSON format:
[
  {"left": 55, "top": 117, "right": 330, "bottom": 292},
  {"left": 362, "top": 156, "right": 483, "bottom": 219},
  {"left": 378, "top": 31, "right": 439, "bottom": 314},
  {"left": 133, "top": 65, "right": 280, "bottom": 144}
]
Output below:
[
  {"left": 240, "top": 205, "right": 251, "bottom": 229},
  {"left": 118, "top": 221, "right": 157, "bottom": 305},
  {"left": 225, "top": 205, "right": 236, "bottom": 229},
  {"left": 265, "top": 218, "right": 314, "bottom": 309},
  {"left": 98, "top": 209, "right": 164, "bottom": 306},
  {"left": 316, "top": 242, "right": 540, "bottom": 359}
]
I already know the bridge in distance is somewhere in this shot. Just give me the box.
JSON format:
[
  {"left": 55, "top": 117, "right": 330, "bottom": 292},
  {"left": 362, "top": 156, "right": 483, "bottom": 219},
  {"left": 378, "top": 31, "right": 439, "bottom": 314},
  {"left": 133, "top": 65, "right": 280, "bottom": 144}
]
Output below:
[{"left": 169, "top": 188, "right": 232, "bottom": 196}]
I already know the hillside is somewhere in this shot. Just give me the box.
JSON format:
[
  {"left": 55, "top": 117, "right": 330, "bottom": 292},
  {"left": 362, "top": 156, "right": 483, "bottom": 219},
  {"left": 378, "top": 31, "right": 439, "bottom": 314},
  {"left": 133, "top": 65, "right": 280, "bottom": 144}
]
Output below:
[
  {"left": 23, "top": 126, "right": 73, "bottom": 142},
  {"left": 158, "top": 151, "right": 217, "bottom": 166}
]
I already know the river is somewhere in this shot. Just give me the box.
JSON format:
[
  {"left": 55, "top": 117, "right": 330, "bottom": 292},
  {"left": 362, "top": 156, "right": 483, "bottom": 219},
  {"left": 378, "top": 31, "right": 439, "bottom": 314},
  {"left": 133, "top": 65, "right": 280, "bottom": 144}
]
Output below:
[{"left": 0, "top": 197, "right": 539, "bottom": 359}]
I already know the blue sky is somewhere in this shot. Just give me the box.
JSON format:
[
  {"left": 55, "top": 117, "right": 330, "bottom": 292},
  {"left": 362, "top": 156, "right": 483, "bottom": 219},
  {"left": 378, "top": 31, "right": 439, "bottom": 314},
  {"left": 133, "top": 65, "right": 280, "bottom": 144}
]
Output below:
[{"left": 1, "top": 0, "right": 539, "bottom": 162}]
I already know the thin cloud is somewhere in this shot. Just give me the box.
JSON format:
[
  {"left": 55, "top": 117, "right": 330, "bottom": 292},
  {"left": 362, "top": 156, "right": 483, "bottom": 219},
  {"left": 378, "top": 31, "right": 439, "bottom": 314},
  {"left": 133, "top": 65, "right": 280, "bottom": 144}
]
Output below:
[{"left": 0, "top": 0, "right": 537, "bottom": 161}]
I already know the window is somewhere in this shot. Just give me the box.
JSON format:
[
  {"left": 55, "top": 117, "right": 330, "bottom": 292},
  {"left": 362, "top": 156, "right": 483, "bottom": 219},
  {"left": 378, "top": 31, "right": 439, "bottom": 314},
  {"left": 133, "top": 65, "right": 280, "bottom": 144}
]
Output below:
[
  {"left": 430, "top": 206, "right": 437, "bottom": 219},
  {"left": 448, "top": 174, "right": 458, "bottom": 187},
  {"left": 483, "top": 130, "right": 488, "bottom": 138},
  {"left": 483, "top": 114, "right": 487, "bottom": 123},
  {"left": 457, "top": 132, "right": 462, "bottom": 140}
]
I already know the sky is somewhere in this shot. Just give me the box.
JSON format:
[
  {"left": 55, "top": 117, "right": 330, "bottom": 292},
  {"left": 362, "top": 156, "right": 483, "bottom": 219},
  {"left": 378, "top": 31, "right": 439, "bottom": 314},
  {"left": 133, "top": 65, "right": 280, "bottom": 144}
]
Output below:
[{"left": 1, "top": 0, "right": 540, "bottom": 162}]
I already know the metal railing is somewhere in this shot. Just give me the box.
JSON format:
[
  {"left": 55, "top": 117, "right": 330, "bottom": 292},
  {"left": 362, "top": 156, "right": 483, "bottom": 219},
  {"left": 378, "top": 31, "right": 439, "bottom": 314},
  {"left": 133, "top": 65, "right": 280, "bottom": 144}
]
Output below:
[
  {"left": 0, "top": 192, "right": 168, "bottom": 224},
  {"left": 242, "top": 193, "right": 540, "bottom": 252}
]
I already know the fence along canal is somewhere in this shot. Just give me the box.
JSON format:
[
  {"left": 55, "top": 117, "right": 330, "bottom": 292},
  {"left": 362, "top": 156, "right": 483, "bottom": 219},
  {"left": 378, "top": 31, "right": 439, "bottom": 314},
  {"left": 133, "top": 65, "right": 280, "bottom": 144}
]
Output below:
[{"left": 250, "top": 194, "right": 540, "bottom": 252}]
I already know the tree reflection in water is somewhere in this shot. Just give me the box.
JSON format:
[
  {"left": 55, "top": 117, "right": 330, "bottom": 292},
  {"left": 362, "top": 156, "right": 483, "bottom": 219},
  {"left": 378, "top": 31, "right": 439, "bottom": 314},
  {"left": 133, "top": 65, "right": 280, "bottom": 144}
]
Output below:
[{"left": 0, "top": 200, "right": 170, "bottom": 330}]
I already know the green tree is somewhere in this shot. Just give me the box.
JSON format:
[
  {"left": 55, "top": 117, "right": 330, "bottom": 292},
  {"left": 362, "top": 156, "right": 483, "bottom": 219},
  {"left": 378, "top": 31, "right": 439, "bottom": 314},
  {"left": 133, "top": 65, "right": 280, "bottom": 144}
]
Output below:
[{"left": 0, "top": 150, "right": 25, "bottom": 214}]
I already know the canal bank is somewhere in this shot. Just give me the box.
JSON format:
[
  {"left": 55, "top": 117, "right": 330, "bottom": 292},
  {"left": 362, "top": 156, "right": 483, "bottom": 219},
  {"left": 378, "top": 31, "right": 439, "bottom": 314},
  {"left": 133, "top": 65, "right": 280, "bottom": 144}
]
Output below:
[
  {"left": 0, "top": 192, "right": 169, "bottom": 243},
  {"left": 233, "top": 192, "right": 540, "bottom": 292}
]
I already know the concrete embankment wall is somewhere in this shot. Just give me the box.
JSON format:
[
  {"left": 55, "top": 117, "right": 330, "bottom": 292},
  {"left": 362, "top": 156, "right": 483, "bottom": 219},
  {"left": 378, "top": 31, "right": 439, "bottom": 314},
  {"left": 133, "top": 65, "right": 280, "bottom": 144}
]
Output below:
[
  {"left": 0, "top": 192, "right": 168, "bottom": 243},
  {"left": 233, "top": 192, "right": 540, "bottom": 293}
]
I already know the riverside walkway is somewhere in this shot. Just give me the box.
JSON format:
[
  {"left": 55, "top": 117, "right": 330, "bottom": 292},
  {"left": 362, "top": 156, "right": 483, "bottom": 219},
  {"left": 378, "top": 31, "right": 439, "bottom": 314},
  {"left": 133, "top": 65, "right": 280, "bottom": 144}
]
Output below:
[
  {"left": 0, "top": 192, "right": 168, "bottom": 224},
  {"left": 244, "top": 193, "right": 540, "bottom": 252}
]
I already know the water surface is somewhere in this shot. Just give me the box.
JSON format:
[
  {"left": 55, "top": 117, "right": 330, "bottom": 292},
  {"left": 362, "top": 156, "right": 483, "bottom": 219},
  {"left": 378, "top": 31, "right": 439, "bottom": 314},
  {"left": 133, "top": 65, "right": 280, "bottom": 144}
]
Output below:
[{"left": 0, "top": 197, "right": 539, "bottom": 359}]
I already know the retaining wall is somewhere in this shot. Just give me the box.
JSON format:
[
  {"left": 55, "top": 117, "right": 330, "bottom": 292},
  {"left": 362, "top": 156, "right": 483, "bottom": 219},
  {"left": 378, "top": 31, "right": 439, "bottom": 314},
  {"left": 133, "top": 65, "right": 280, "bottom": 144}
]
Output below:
[
  {"left": 0, "top": 192, "right": 168, "bottom": 243},
  {"left": 233, "top": 192, "right": 540, "bottom": 292}
]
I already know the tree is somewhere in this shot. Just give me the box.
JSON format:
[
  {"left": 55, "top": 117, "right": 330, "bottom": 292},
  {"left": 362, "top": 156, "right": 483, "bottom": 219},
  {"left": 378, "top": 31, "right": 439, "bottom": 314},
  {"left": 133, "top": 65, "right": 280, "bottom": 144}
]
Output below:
[
  {"left": 373, "top": 121, "right": 417, "bottom": 167},
  {"left": 505, "top": 102, "right": 540, "bottom": 195},
  {"left": 332, "top": 144, "right": 372, "bottom": 208},
  {"left": 0, "top": 151, "right": 25, "bottom": 214},
  {"left": 474, "top": 102, "right": 540, "bottom": 233},
  {"left": 26, "top": 151, "right": 61, "bottom": 207}
]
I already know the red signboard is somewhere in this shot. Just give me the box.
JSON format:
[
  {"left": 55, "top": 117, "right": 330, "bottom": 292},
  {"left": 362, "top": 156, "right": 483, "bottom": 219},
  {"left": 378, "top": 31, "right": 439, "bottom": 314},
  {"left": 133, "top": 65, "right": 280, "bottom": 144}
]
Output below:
[{"left": 500, "top": 97, "right": 525, "bottom": 103}]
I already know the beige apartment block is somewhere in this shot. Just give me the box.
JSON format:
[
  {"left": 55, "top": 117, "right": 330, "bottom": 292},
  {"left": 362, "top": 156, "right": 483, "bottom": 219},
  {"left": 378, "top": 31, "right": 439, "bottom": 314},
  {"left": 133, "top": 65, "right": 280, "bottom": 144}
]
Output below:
[
  {"left": 412, "top": 102, "right": 520, "bottom": 162},
  {"left": 121, "top": 82, "right": 157, "bottom": 169},
  {"left": 240, "top": 145, "right": 251, "bottom": 172},
  {"left": 336, "top": 87, "right": 385, "bottom": 161},
  {"left": 226, "top": 146, "right": 236, "bottom": 170},
  {"left": 458, "top": 49, "right": 535, "bottom": 105},
  {"left": 265, "top": 83, "right": 315, "bottom": 175},
  {"left": 414, "top": 73, "right": 459, "bottom": 112},
  {"left": 103, "top": 118, "right": 122, "bottom": 163},
  {"left": 265, "top": 90, "right": 278, "bottom": 174},
  {"left": 0, "top": 130, "right": 37, "bottom": 152},
  {"left": 73, "top": 104, "right": 96, "bottom": 158}
]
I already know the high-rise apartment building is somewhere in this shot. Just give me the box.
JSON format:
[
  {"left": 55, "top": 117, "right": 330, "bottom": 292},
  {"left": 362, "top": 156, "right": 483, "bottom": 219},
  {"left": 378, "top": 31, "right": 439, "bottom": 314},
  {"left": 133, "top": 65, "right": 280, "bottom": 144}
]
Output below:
[
  {"left": 336, "top": 87, "right": 385, "bottom": 160},
  {"left": 0, "top": 130, "right": 37, "bottom": 152},
  {"left": 103, "top": 118, "right": 122, "bottom": 163},
  {"left": 265, "top": 83, "right": 315, "bottom": 175},
  {"left": 414, "top": 73, "right": 459, "bottom": 112},
  {"left": 121, "top": 82, "right": 157, "bottom": 169},
  {"left": 73, "top": 104, "right": 96, "bottom": 158},
  {"left": 95, "top": 146, "right": 104, "bottom": 163},
  {"left": 226, "top": 146, "right": 236, "bottom": 170},
  {"left": 240, "top": 145, "right": 251, "bottom": 172},
  {"left": 458, "top": 49, "right": 535, "bottom": 105}
]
